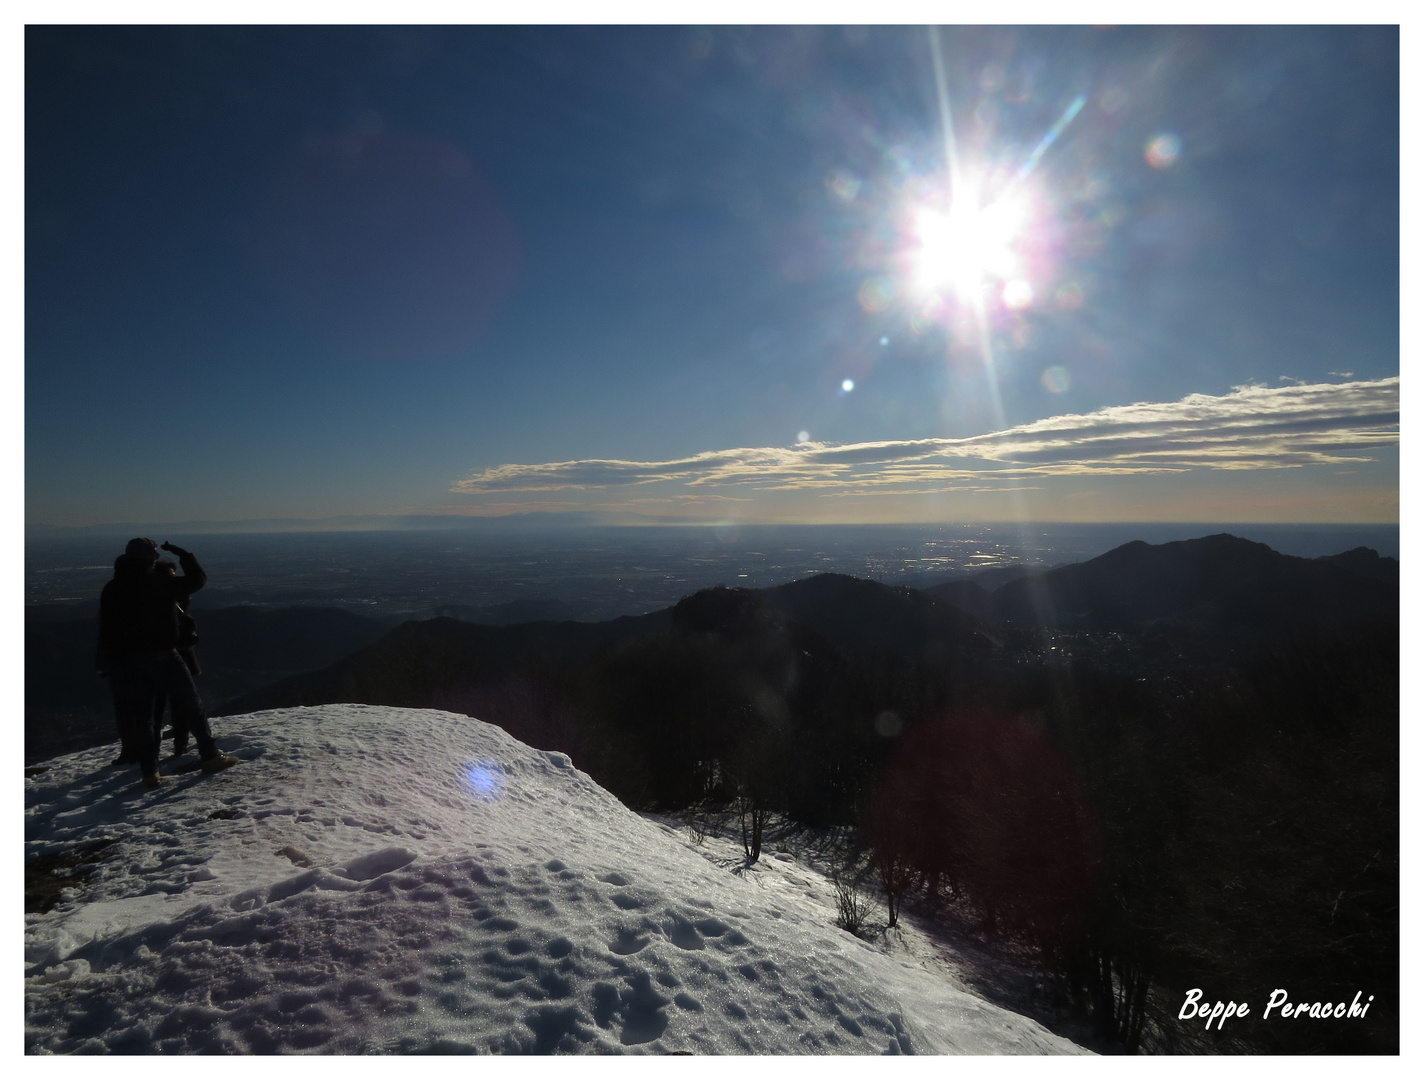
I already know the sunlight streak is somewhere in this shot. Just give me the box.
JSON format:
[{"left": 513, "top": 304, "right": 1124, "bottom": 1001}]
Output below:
[
  {"left": 1014, "top": 94, "right": 1087, "bottom": 186},
  {"left": 923, "top": 31, "right": 1093, "bottom": 566},
  {"left": 927, "top": 26, "right": 1006, "bottom": 431}
]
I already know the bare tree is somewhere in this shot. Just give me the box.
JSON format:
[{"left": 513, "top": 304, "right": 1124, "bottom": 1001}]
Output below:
[
  {"left": 733, "top": 772, "right": 773, "bottom": 863},
  {"left": 831, "top": 864, "right": 873, "bottom": 937}
]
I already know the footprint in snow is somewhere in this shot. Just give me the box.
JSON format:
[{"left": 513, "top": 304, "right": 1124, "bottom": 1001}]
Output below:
[{"left": 608, "top": 929, "right": 650, "bottom": 955}]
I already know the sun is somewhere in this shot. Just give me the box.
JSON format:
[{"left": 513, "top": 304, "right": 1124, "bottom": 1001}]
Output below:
[{"left": 910, "top": 180, "right": 1031, "bottom": 299}]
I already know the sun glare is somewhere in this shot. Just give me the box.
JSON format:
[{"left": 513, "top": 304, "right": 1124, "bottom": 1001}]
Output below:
[{"left": 911, "top": 184, "right": 1031, "bottom": 298}]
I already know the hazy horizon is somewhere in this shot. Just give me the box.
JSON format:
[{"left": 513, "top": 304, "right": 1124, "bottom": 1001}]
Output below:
[
  {"left": 28, "top": 521, "right": 1401, "bottom": 626},
  {"left": 24, "top": 512, "right": 1404, "bottom": 541}
]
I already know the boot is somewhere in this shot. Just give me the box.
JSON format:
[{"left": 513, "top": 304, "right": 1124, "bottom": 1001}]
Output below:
[
  {"left": 200, "top": 754, "right": 240, "bottom": 774},
  {"left": 142, "top": 773, "right": 165, "bottom": 790}
]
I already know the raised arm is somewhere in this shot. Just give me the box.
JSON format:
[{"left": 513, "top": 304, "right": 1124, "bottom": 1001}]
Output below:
[{"left": 160, "top": 542, "right": 207, "bottom": 595}]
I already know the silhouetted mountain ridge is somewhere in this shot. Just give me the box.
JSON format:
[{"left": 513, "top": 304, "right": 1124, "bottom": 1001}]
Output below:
[
  {"left": 1317, "top": 546, "right": 1398, "bottom": 584},
  {"left": 221, "top": 534, "right": 1396, "bottom": 719},
  {"left": 28, "top": 534, "right": 1395, "bottom": 764},
  {"left": 430, "top": 598, "right": 581, "bottom": 625},
  {"left": 761, "top": 572, "right": 1002, "bottom": 652},
  {"left": 987, "top": 533, "right": 1396, "bottom": 634}
]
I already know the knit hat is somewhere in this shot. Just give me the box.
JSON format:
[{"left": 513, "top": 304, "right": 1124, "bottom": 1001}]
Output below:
[{"left": 124, "top": 537, "right": 160, "bottom": 563}]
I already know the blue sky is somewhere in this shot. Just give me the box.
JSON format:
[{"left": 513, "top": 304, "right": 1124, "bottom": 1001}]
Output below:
[{"left": 25, "top": 21, "right": 1399, "bottom": 527}]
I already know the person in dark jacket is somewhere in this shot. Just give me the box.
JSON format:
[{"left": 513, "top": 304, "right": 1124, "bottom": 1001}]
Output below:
[
  {"left": 97, "top": 538, "right": 238, "bottom": 788},
  {"left": 96, "top": 553, "right": 144, "bottom": 765},
  {"left": 152, "top": 559, "right": 201, "bottom": 757}
]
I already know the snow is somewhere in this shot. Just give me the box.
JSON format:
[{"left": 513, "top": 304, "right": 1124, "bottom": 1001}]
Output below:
[{"left": 24, "top": 705, "right": 1088, "bottom": 1055}]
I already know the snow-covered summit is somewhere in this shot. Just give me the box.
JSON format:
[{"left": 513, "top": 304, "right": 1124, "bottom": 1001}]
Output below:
[{"left": 25, "top": 706, "right": 1086, "bottom": 1055}]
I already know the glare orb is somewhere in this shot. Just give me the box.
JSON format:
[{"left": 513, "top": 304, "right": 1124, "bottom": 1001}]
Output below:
[
  {"left": 1040, "top": 365, "right": 1071, "bottom": 394},
  {"left": 874, "top": 711, "right": 904, "bottom": 738},
  {"left": 1145, "top": 134, "right": 1182, "bottom": 169},
  {"left": 826, "top": 168, "right": 862, "bottom": 202},
  {"left": 461, "top": 757, "right": 508, "bottom": 803},
  {"left": 1002, "top": 279, "right": 1034, "bottom": 309},
  {"left": 857, "top": 277, "right": 895, "bottom": 313}
]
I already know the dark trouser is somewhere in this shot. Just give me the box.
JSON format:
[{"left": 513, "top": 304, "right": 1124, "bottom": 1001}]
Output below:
[
  {"left": 165, "top": 650, "right": 198, "bottom": 751},
  {"left": 108, "top": 652, "right": 219, "bottom": 776}
]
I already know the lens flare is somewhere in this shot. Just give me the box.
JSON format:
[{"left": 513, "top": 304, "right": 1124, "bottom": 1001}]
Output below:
[
  {"left": 461, "top": 757, "right": 507, "bottom": 802},
  {"left": 1040, "top": 365, "right": 1071, "bottom": 394},
  {"left": 858, "top": 276, "right": 895, "bottom": 313},
  {"left": 1002, "top": 279, "right": 1034, "bottom": 309},
  {"left": 1055, "top": 282, "right": 1085, "bottom": 309},
  {"left": 1145, "top": 134, "right": 1182, "bottom": 169},
  {"left": 252, "top": 132, "right": 521, "bottom": 361},
  {"left": 874, "top": 710, "right": 904, "bottom": 738},
  {"left": 825, "top": 169, "right": 863, "bottom": 201}
]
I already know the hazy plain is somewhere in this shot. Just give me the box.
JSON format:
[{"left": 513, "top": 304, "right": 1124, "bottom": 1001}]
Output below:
[{"left": 27, "top": 523, "right": 1399, "bottom": 625}]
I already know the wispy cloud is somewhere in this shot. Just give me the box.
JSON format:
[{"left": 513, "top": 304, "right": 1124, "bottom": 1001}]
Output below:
[{"left": 451, "top": 378, "right": 1398, "bottom": 498}]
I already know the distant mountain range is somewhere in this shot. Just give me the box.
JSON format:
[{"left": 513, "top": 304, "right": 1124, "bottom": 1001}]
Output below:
[
  {"left": 26, "top": 534, "right": 1397, "bottom": 763},
  {"left": 223, "top": 533, "right": 1394, "bottom": 710}
]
